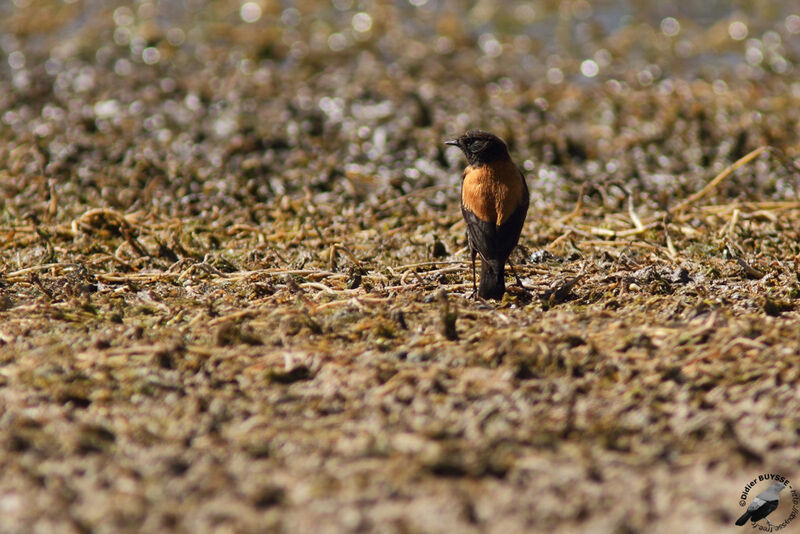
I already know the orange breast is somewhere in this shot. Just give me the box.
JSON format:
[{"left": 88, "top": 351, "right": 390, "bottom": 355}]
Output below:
[{"left": 461, "top": 160, "right": 525, "bottom": 226}]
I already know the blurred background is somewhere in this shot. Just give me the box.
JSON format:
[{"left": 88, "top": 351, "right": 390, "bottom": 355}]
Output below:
[
  {"left": 3, "top": 0, "right": 799, "bottom": 77},
  {"left": 1, "top": 6, "right": 799, "bottom": 531},
  {"left": 1, "top": 0, "right": 799, "bottom": 216}
]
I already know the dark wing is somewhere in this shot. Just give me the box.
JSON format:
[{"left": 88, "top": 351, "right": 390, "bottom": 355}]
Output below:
[
  {"left": 495, "top": 169, "right": 529, "bottom": 260},
  {"left": 749, "top": 498, "right": 779, "bottom": 522},
  {"left": 462, "top": 204, "right": 498, "bottom": 261}
]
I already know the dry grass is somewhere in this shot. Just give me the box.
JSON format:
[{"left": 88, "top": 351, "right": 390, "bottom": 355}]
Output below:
[
  {"left": 2, "top": 146, "right": 800, "bottom": 532},
  {"left": 2, "top": 1, "right": 800, "bottom": 532}
]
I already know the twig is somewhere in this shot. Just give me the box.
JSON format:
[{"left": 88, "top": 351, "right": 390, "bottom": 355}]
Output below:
[
  {"left": 589, "top": 221, "right": 659, "bottom": 238},
  {"left": 627, "top": 189, "right": 644, "bottom": 231},
  {"left": 735, "top": 258, "right": 766, "bottom": 279},
  {"left": 555, "top": 183, "right": 587, "bottom": 226},
  {"left": 5, "top": 263, "right": 82, "bottom": 281},
  {"left": 300, "top": 282, "right": 339, "bottom": 294},
  {"left": 394, "top": 260, "right": 465, "bottom": 271},
  {"left": 30, "top": 273, "right": 54, "bottom": 301},
  {"left": 330, "top": 243, "right": 364, "bottom": 271},
  {"left": 580, "top": 240, "right": 662, "bottom": 252},
  {"left": 665, "top": 232, "right": 677, "bottom": 260},
  {"left": 207, "top": 308, "right": 267, "bottom": 326},
  {"left": 725, "top": 242, "right": 765, "bottom": 279},
  {"left": 96, "top": 272, "right": 181, "bottom": 283},
  {"left": 719, "top": 208, "right": 740, "bottom": 237},
  {"left": 546, "top": 228, "right": 573, "bottom": 250},
  {"left": 670, "top": 146, "right": 770, "bottom": 214}
]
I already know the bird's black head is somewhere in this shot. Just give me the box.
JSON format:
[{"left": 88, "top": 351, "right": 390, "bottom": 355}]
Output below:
[{"left": 445, "top": 129, "right": 509, "bottom": 166}]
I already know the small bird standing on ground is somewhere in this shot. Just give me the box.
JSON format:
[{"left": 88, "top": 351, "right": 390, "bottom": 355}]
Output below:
[
  {"left": 735, "top": 481, "right": 786, "bottom": 527},
  {"left": 446, "top": 130, "right": 529, "bottom": 300}
]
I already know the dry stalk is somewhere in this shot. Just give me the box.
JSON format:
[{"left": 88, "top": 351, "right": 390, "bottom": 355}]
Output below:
[
  {"left": 555, "top": 183, "right": 587, "bottom": 226},
  {"left": 670, "top": 146, "right": 771, "bottom": 215}
]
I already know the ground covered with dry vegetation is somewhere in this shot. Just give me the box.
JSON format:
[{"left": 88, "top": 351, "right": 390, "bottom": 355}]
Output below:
[{"left": 1, "top": 1, "right": 800, "bottom": 533}]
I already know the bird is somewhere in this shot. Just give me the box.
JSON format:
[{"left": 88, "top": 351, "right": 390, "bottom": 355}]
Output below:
[
  {"left": 446, "top": 129, "right": 529, "bottom": 300},
  {"left": 735, "top": 481, "right": 786, "bottom": 527}
]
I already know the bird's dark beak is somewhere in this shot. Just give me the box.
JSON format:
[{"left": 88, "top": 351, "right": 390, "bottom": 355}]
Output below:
[{"left": 445, "top": 139, "right": 459, "bottom": 147}]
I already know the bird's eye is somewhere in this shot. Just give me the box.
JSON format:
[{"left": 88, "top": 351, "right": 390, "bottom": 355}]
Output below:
[{"left": 468, "top": 140, "right": 486, "bottom": 152}]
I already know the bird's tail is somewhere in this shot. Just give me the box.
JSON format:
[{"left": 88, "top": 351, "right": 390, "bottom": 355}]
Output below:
[
  {"left": 478, "top": 258, "right": 505, "bottom": 300},
  {"left": 735, "top": 511, "right": 751, "bottom": 526}
]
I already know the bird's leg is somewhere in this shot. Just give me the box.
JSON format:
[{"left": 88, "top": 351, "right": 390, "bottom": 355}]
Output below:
[
  {"left": 766, "top": 518, "right": 773, "bottom": 528},
  {"left": 470, "top": 248, "right": 477, "bottom": 298},
  {"left": 507, "top": 257, "right": 526, "bottom": 288}
]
